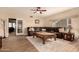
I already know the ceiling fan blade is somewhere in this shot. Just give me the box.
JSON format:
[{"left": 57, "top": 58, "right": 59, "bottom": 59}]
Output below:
[
  {"left": 31, "top": 7, "right": 46, "bottom": 14},
  {"left": 40, "top": 11, "right": 42, "bottom": 14},
  {"left": 37, "top": 7, "right": 41, "bottom": 9},
  {"left": 41, "top": 10, "right": 46, "bottom": 11}
]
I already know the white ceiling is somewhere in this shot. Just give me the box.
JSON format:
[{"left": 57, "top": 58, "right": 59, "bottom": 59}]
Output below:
[{"left": 0, "top": 7, "right": 74, "bottom": 18}]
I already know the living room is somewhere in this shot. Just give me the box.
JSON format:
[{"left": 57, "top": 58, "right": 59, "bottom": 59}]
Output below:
[{"left": 0, "top": 7, "right": 79, "bottom": 52}]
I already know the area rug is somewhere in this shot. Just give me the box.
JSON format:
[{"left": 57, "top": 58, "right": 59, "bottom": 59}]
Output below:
[{"left": 26, "top": 36, "right": 78, "bottom": 52}]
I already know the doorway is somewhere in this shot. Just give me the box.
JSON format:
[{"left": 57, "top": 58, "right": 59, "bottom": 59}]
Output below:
[{"left": 8, "top": 18, "right": 16, "bottom": 36}]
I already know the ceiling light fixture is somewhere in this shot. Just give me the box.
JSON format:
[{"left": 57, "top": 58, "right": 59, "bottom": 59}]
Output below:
[{"left": 31, "top": 7, "right": 47, "bottom": 14}]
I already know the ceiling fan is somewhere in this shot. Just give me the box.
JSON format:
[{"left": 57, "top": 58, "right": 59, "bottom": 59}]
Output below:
[{"left": 31, "top": 7, "right": 47, "bottom": 14}]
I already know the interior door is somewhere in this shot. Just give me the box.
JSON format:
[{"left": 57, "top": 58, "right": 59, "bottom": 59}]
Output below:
[{"left": 16, "top": 19, "right": 24, "bottom": 35}]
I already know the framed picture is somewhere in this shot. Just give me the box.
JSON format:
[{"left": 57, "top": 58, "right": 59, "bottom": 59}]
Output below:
[{"left": 35, "top": 19, "right": 40, "bottom": 24}]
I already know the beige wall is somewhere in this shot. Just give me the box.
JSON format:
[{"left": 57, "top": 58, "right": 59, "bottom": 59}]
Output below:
[
  {"left": 43, "top": 8, "right": 79, "bottom": 34},
  {"left": 71, "top": 17, "right": 79, "bottom": 32},
  {"left": 43, "top": 8, "right": 79, "bottom": 27},
  {"left": 0, "top": 8, "right": 45, "bottom": 37}
]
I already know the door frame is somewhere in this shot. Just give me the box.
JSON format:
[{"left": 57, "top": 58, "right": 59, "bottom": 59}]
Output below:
[
  {"left": 16, "top": 18, "right": 24, "bottom": 35},
  {"left": 7, "top": 18, "right": 24, "bottom": 37},
  {"left": 7, "top": 18, "right": 16, "bottom": 37}
]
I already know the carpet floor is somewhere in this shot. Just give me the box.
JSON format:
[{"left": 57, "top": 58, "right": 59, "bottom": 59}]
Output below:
[{"left": 26, "top": 36, "right": 79, "bottom": 52}]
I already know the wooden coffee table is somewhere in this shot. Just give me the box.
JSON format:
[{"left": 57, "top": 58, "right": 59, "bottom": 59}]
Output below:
[{"left": 33, "top": 32, "right": 56, "bottom": 44}]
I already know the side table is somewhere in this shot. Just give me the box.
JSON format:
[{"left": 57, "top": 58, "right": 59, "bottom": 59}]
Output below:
[{"left": 64, "top": 33, "right": 74, "bottom": 41}]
